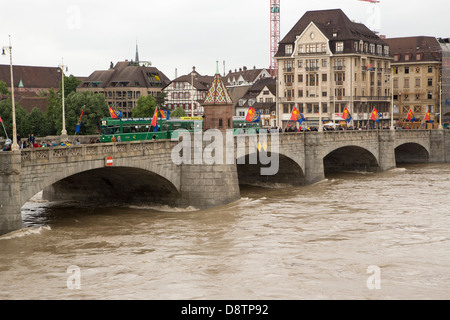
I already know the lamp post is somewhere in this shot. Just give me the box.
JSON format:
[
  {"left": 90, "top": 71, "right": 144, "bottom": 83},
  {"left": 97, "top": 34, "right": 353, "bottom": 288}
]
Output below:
[
  {"left": 390, "top": 72, "right": 394, "bottom": 130},
  {"left": 438, "top": 73, "right": 443, "bottom": 130},
  {"left": 2, "top": 35, "right": 19, "bottom": 151},
  {"left": 59, "top": 58, "right": 68, "bottom": 138}
]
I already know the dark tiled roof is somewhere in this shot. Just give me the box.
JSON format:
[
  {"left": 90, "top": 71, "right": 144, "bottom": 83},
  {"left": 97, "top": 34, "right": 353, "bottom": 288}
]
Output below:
[
  {"left": 384, "top": 36, "right": 442, "bottom": 63},
  {"left": 225, "top": 67, "right": 268, "bottom": 84},
  {"left": 79, "top": 61, "right": 171, "bottom": 89},
  {"left": 164, "top": 71, "right": 214, "bottom": 91},
  {"left": 0, "top": 64, "right": 60, "bottom": 89},
  {"left": 276, "top": 9, "right": 387, "bottom": 56}
]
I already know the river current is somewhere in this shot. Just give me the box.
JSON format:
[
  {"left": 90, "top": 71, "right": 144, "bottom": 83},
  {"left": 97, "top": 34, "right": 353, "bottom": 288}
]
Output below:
[{"left": 1, "top": 163, "right": 449, "bottom": 300}]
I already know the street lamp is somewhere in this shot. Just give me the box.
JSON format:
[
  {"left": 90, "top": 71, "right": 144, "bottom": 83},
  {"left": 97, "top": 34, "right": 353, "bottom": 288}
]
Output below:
[
  {"left": 2, "top": 35, "right": 19, "bottom": 151},
  {"left": 438, "top": 73, "right": 443, "bottom": 130},
  {"left": 59, "top": 58, "right": 68, "bottom": 137}
]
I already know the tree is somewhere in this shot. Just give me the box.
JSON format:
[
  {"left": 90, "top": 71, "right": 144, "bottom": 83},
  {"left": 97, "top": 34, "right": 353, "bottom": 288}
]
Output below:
[
  {"left": 170, "top": 107, "right": 186, "bottom": 118},
  {"left": 60, "top": 74, "right": 82, "bottom": 98},
  {"left": 155, "top": 91, "right": 167, "bottom": 108},
  {"left": 52, "top": 91, "right": 109, "bottom": 135},
  {"left": 132, "top": 95, "right": 156, "bottom": 117},
  {"left": 27, "top": 107, "right": 50, "bottom": 137},
  {"left": 0, "top": 81, "right": 10, "bottom": 95},
  {"left": 45, "top": 88, "right": 59, "bottom": 135},
  {"left": 0, "top": 98, "right": 28, "bottom": 138}
]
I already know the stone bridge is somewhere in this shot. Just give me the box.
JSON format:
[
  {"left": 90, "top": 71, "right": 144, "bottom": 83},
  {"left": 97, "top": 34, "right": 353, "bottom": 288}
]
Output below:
[{"left": 1, "top": 129, "right": 449, "bottom": 234}]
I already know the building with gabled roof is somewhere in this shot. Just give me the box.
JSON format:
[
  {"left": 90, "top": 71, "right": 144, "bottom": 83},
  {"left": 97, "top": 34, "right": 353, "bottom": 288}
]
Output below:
[
  {"left": 275, "top": 9, "right": 392, "bottom": 129},
  {"left": 384, "top": 36, "right": 445, "bottom": 126},
  {"left": 162, "top": 67, "right": 213, "bottom": 116},
  {"left": 77, "top": 60, "right": 170, "bottom": 117},
  {"left": 224, "top": 66, "right": 270, "bottom": 87},
  {"left": 0, "top": 64, "right": 61, "bottom": 95},
  {"left": 235, "top": 77, "right": 277, "bottom": 128}
]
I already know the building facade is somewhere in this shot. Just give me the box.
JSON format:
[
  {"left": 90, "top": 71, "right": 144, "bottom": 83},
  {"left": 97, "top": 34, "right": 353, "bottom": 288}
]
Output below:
[
  {"left": 77, "top": 60, "right": 170, "bottom": 118},
  {"left": 275, "top": 9, "right": 392, "bottom": 129},
  {"left": 384, "top": 36, "right": 443, "bottom": 125},
  {"left": 162, "top": 67, "right": 213, "bottom": 116},
  {"left": 235, "top": 77, "right": 277, "bottom": 128}
]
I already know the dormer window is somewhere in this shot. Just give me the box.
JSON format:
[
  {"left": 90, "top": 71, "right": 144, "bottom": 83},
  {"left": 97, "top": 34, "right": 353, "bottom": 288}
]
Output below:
[
  {"left": 336, "top": 42, "right": 344, "bottom": 52},
  {"left": 285, "top": 45, "right": 293, "bottom": 55}
]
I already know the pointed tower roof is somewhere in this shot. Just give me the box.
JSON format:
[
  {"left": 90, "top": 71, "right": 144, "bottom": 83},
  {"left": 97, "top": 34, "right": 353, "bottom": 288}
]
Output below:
[
  {"left": 203, "top": 62, "right": 233, "bottom": 105},
  {"left": 135, "top": 41, "right": 140, "bottom": 65}
]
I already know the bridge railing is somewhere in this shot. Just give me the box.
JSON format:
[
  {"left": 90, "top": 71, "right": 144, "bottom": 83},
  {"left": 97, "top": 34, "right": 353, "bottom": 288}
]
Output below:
[{"left": 19, "top": 140, "right": 178, "bottom": 165}]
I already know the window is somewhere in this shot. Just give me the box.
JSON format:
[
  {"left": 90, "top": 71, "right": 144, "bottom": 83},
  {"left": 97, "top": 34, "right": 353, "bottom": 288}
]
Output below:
[
  {"left": 283, "top": 105, "right": 290, "bottom": 113},
  {"left": 405, "top": 54, "right": 410, "bottom": 61},
  {"left": 428, "top": 78, "right": 433, "bottom": 86},
  {"left": 322, "top": 74, "right": 327, "bottom": 82},
  {"left": 393, "top": 67, "right": 399, "bottom": 74},
  {"left": 384, "top": 46, "right": 389, "bottom": 56},
  {"left": 404, "top": 78, "right": 410, "bottom": 88},
  {"left": 416, "top": 53, "right": 422, "bottom": 61},
  {"left": 322, "top": 103, "right": 328, "bottom": 113},
  {"left": 394, "top": 54, "right": 400, "bottom": 62},
  {"left": 322, "top": 59, "right": 327, "bottom": 67},
  {"left": 322, "top": 91, "right": 327, "bottom": 97},
  {"left": 298, "top": 74, "right": 303, "bottom": 82},
  {"left": 404, "top": 67, "right": 409, "bottom": 74},
  {"left": 336, "top": 42, "right": 344, "bottom": 52},
  {"left": 369, "top": 44, "right": 375, "bottom": 54},
  {"left": 263, "top": 90, "right": 270, "bottom": 95},
  {"left": 298, "top": 89, "right": 303, "bottom": 97},
  {"left": 285, "top": 45, "right": 293, "bottom": 55},
  {"left": 298, "top": 60, "right": 303, "bottom": 68},
  {"left": 415, "top": 78, "right": 421, "bottom": 87},
  {"left": 218, "top": 119, "right": 223, "bottom": 128},
  {"left": 428, "top": 66, "right": 433, "bottom": 73},
  {"left": 298, "top": 45, "right": 304, "bottom": 53},
  {"left": 428, "top": 91, "right": 433, "bottom": 99},
  {"left": 377, "top": 45, "right": 382, "bottom": 55},
  {"left": 321, "top": 44, "right": 327, "bottom": 52}
]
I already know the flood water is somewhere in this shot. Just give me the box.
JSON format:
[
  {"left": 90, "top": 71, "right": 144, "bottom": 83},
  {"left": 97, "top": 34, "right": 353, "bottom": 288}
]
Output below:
[{"left": 1, "top": 163, "right": 450, "bottom": 300}]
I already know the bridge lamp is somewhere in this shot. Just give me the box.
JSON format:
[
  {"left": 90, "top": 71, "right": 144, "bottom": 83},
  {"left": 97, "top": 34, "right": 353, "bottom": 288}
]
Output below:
[{"left": 2, "top": 35, "right": 19, "bottom": 151}]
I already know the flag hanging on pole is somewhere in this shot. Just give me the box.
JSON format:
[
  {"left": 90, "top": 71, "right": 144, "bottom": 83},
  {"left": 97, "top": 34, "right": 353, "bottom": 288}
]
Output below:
[
  {"left": 290, "top": 106, "right": 306, "bottom": 124},
  {"left": 245, "top": 107, "right": 260, "bottom": 122},
  {"left": 370, "top": 108, "right": 378, "bottom": 121},
  {"left": 160, "top": 109, "right": 170, "bottom": 120},
  {"left": 342, "top": 107, "right": 352, "bottom": 123},
  {"left": 151, "top": 107, "right": 159, "bottom": 128},
  {"left": 75, "top": 107, "right": 85, "bottom": 133},
  {"left": 424, "top": 110, "right": 433, "bottom": 123},
  {"left": 109, "top": 106, "right": 123, "bottom": 119},
  {"left": 406, "top": 109, "right": 416, "bottom": 122}
]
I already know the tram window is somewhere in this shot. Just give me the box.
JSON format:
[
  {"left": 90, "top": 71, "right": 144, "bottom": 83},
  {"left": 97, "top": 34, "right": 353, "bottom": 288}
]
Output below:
[{"left": 123, "top": 125, "right": 131, "bottom": 133}]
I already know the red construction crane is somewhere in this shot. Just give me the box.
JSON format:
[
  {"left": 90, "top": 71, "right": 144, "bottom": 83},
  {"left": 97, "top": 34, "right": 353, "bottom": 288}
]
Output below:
[{"left": 270, "top": 0, "right": 280, "bottom": 78}]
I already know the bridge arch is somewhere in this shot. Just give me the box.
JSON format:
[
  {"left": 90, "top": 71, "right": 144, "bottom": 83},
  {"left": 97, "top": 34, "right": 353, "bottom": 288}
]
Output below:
[
  {"left": 18, "top": 144, "right": 181, "bottom": 208},
  {"left": 394, "top": 142, "right": 430, "bottom": 164},
  {"left": 323, "top": 145, "right": 380, "bottom": 174},
  {"left": 235, "top": 150, "right": 306, "bottom": 187}
]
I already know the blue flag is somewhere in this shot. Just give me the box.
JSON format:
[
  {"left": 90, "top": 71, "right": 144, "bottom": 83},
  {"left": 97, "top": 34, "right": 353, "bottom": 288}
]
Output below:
[{"left": 75, "top": 107, "right": 85, "bottom": 133}]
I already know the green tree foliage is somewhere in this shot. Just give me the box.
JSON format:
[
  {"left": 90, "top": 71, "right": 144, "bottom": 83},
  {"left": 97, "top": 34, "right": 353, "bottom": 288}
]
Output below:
[
  {"left": 45, "top": 88, "right": 59, "bottom": 135},
  {"left": 132, "top": 95, "right": 156, "bottom": 117},
  {"left": 0, "top": 81, "right": 10, "bottom": 95},
  {"left": 27, "top": 107, "right": 51, "bottom": 137},
  {"left": 170, "top": 107, "right": 186, "bottom": 118},
  {"left": 155, "top": 91, "right": 167, "bottom": 108},
  {"left": 0, "top": 98, "right": 28, "bottom": 138},
  {"left": 60, "top": 74, "right": 82, "bottom": 98},
  {"left": 49, "top": 91, "right": 108, "bottom": 135}
]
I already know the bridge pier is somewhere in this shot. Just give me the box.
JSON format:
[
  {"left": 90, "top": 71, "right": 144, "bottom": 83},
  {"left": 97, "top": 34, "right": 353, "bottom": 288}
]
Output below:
[
  {"left": 430, "top": 130, "right": 446, "bottom": 163},
  {"left": 178, "top": 163, "right": 240, "bottom": 210},
  {"left": 378, "top": 130, "right": 396, "bottom": 171},
  {"left": 304, "top": 133, "right": 325, "bottom": 184},
  {"left": 0, "top": 152, "right": 22, "bottom": 235}
]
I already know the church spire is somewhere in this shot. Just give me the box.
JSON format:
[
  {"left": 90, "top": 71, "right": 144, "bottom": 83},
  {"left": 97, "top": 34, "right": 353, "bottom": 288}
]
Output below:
[{"left": 135, "top": 40, "right": 139, "bottom": 65}]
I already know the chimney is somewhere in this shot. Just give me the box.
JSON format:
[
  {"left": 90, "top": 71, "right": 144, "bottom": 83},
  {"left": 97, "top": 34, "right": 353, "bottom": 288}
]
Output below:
[{"left": 243, "top": 66, "right": 247, "bottom": 71}]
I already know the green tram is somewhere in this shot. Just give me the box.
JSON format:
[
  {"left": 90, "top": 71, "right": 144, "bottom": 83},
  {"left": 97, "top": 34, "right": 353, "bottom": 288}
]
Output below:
[
  {"left": 99, "top": 117, "right": 203, "bottom": 142},
  {"left": 232, "top": 116, "right": 261, "bottom": 134},
  {"left": 99, "top": 116, "right": 261, "bottom": 142}
]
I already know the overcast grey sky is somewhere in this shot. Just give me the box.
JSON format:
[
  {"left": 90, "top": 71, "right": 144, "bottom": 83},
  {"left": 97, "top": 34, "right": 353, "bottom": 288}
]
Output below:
[{"left": 1, "top": 0, "right": 448, "bottom": 79}]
